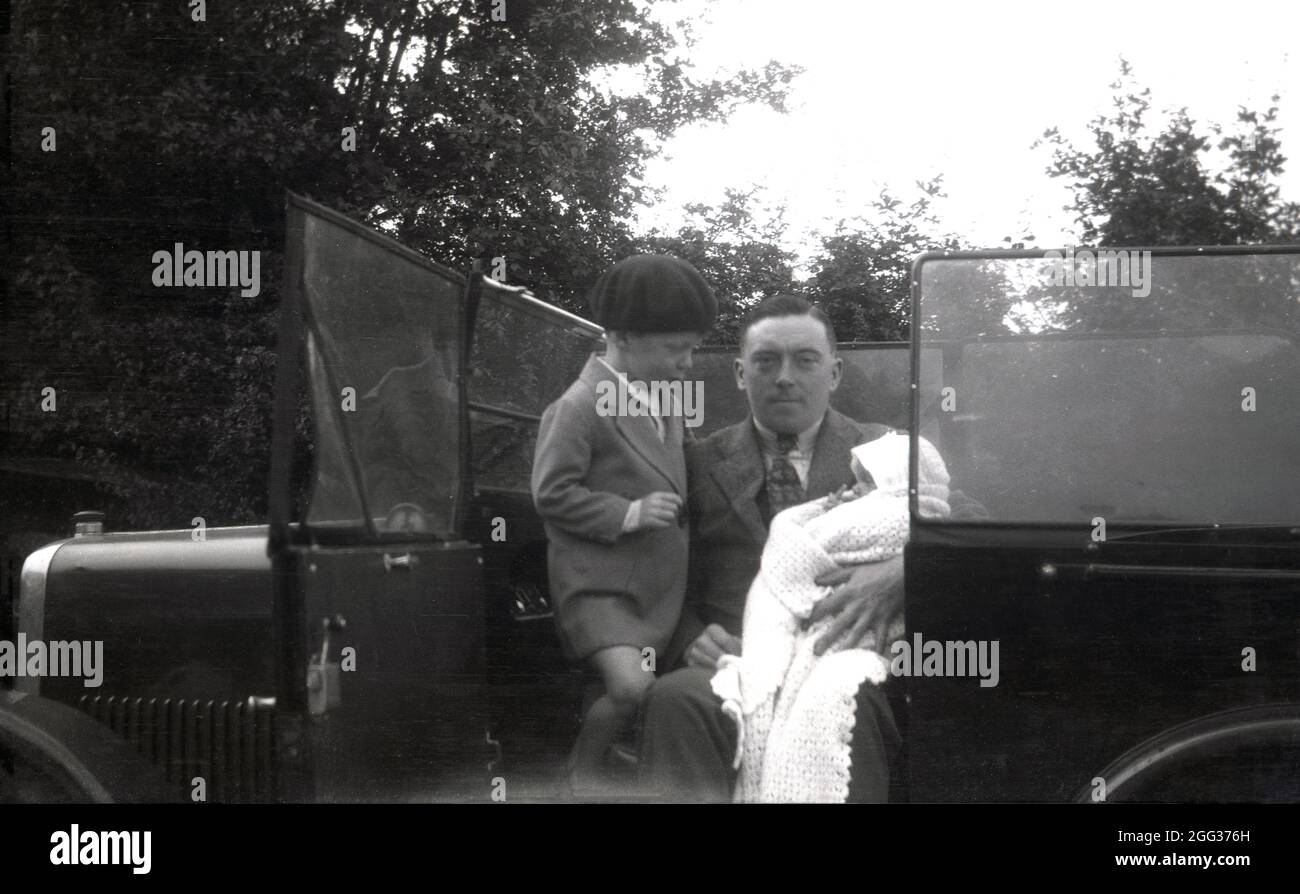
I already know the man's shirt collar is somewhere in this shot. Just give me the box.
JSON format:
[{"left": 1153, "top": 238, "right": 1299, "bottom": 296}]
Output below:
[{"left": 752, "top": 412, "right": 824, "bottom": 456}]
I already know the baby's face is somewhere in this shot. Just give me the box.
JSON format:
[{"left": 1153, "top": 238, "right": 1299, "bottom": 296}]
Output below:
[
  {"left": 850, "top": 431, "right": 912, "bottom": 495},
  {"left": 849, "top": 458, "right": 878, "bottom": 496},
  {"left": 823, "top": 479, "right": 875, "bottom": 509}
]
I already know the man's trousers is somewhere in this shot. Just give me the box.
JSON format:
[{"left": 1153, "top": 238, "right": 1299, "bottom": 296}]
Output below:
[{"left": 638, "top": 665, "right": 901, "bottom": 802}]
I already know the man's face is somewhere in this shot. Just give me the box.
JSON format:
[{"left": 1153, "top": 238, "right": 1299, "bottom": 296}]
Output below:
[
  {"left": 618, "top": 331, "right": 702, "bottom": 382},
  {"left": 735, "top": 314, "right": 841, "bottom": 434}
]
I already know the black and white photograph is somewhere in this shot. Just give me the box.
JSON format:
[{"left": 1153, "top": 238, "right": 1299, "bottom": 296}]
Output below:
[{"left": 1, "top": 0, "right": 1297, "bottom": 871}]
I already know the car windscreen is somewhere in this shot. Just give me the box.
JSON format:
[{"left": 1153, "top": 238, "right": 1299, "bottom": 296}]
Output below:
[
  {"left": 467, "top": 283, "right": 602, "bottom": 491},
  {"left": 915, "top": 250, "right": 1300, "bottom": 526},
  {"left": 296, "top": 206, "right": 465, "bottom": 539}
]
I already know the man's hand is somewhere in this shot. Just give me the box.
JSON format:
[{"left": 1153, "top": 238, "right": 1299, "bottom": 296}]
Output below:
[
  {"left": 685, "top": 623, "right": 742, "bottom": 671},
  {"left": 635, "top": 491, "right": 683, "bottom": 530},
  {"left": 809, "top": 554, "right": 904, "bottom": 656}
]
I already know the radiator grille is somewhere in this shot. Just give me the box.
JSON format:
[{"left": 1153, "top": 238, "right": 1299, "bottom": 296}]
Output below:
[
  {"left": 78, "top": 695, "right": 278, "bottom": 803},
  {"left": 0, "top": 554, "right": 19, "bottom": 648}
]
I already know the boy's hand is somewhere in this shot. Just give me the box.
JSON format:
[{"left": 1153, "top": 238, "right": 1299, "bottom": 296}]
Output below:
[{"left": 634, "top": 491, "right": 683, "bottom": 530}]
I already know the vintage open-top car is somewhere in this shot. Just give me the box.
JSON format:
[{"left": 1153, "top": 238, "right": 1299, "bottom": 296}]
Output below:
[{"left": 4, "top": 196, "right": 1299, "bottom": 802}]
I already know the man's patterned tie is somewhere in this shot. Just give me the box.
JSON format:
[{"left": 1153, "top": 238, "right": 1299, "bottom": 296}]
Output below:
[{"left": 765, "top": 432, "right": 805, "bottom": 518}]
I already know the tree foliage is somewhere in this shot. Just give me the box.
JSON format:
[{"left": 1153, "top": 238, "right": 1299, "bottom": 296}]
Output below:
[
  {"left": 805, "top": 177, "right": 963, "bottom": 342},
  {"left": 2, "top": 0, "right": 797, "bottom": 529},
  {"left": 1009, "top": 60, "right": 1300, "bottom": 337},
  {"left": 5, "top": 23, "right": 1298, "bottom": 539},
  {"left": 1038, "top": 59, "right": 1300, "bottom": 247}
]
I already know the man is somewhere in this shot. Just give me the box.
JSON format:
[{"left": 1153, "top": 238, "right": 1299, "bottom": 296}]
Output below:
[{"left": 640, "top": 294, "right": 970, "bottom": 802}]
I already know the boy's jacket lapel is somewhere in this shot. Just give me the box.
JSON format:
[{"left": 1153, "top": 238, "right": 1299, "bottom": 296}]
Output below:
[{"left": 579, "top": 355, "right": 686, "bottom": 496}]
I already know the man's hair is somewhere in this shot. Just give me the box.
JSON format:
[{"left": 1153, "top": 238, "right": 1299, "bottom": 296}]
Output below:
[{"left": 737, "top": 293, "right": 837, "bottom": 355}]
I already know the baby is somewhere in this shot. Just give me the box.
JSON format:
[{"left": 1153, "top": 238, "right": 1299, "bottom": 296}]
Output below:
[{"left": 711, "top": 430, "right": 951, "bottom": 802}]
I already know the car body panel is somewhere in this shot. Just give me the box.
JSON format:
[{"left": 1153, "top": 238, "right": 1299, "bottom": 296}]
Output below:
[
  {"left": 29, "top": 527, "right": 273, "bottom": 703},
  {"left": 905, "top": 247, "right": 1300, "bottom": 801}
]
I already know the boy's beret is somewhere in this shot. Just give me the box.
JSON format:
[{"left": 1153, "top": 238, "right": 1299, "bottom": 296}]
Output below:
[{"left": 588, "top": 254, "right": 717, "bottom": 333}]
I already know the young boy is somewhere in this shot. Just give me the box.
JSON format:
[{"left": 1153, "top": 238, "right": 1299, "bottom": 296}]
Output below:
[{"left": 531, "top": 254, "right": 716, "bottom": 793}]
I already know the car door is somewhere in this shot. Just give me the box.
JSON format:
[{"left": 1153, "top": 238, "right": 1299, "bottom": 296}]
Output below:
[
  {"left": 269, "top": 195, "right": 490, "bottom": 802},
  {"left": 903, "top": 249, "right": 1300, "bottom": 802}
]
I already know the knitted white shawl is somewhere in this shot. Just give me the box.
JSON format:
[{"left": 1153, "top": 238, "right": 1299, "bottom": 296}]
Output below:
[{"left": 710, "top": 433, "right": 950, "bottom": 803}]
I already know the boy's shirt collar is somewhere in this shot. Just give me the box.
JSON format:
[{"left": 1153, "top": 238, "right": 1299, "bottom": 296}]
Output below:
[{"left": 595, "top": 355, "right": 663, "bottom": 416}]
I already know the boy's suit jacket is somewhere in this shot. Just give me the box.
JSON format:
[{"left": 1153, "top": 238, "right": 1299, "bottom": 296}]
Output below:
[{"left": 532, "top": 354, "right": 690, "bottom": 661}]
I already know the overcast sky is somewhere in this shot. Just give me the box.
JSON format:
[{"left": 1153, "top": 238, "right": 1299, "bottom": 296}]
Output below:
[{"left": 632, "top": 0, "right": 1298, "bottom": 271}]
